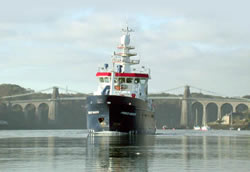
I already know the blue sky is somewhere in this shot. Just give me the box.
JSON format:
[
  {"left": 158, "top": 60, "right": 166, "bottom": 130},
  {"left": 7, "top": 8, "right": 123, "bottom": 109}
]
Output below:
[{"left": 0, "top": 0, "right": 250, "bottom": 96}]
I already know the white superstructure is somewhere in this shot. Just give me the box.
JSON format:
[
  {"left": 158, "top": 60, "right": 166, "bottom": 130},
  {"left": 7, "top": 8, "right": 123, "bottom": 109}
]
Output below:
[{"left": 94, "top": 27, "right": 151, "bottom": 100}]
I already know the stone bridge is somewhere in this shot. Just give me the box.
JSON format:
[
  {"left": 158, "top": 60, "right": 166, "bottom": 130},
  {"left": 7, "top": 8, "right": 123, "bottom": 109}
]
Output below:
[
  {"left": 1, "top": 85, "right": 249, "bottom": 129},
  {"left": 180, "top": 86, "right": 250, "bottom": 128},
  {"left": 0, "top": 87, "right": 63, "bottom": 128}
]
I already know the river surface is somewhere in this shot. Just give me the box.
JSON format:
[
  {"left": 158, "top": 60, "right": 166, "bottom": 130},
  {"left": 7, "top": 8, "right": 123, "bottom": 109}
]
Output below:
[{"left": 0, "top": 129, "right": 249, "bottom": 172}]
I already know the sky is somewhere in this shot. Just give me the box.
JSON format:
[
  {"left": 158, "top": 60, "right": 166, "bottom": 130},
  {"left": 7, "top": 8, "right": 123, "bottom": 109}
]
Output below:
[{"left": 0, "top": 0, "right": 250, "bottom": 97}]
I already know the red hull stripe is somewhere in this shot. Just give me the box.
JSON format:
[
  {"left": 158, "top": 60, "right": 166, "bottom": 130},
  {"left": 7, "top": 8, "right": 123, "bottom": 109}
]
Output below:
[{"left": 96, "top": 72, "right": 149, "bottom": 78}]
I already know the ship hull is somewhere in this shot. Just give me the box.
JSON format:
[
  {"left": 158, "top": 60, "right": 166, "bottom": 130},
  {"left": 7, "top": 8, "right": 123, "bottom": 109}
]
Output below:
[{"left": 86, "top": 95, "right": 155, "bottom": 135}]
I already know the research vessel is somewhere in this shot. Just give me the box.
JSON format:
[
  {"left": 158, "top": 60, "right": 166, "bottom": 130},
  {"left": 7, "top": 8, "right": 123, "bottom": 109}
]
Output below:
[{"left": 86, "top": 27, "right": 155, "bottom": 135}]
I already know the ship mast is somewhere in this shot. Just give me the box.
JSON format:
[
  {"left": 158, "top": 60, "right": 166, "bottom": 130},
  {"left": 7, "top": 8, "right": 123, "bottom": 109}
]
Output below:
[
  {"left": 113, "top": 26, "right": 139, "bottom": 73},
  {"left": 110, "top": 27, "right": 139, "bottom": 95},
  {"left": 110, "top": 62, "right": 115, "bottom": 95}
]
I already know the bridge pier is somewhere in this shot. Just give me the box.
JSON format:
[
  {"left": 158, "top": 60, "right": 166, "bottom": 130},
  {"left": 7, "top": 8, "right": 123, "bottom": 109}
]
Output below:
[
  {"left": 48, "top": 87, "right": 60, "bottom": 125},
  {"left": 217, "top": 106, "right": 221, "bottom": 120},
  {"left": 202, "top": 105, "right": 207, "bottom": 126},
  {"left": 180, "top": 86, "right": 192, "bottom": 128},
  {"left": 233, "top": 105, "right": 237, "bottom": 114}
]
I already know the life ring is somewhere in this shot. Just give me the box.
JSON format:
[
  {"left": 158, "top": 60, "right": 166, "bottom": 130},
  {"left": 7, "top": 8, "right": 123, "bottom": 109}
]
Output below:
[
  {"left": 115, "top": 85, "right": 128, "bottom": 90},
  {"left": 115, "top": 86, "right": 121, "bottom": 90}
]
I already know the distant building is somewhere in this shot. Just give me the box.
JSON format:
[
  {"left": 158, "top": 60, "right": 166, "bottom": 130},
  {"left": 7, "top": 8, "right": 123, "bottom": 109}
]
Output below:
[{"left": 221, "top": 114, "right": 230, "bottom": 125}]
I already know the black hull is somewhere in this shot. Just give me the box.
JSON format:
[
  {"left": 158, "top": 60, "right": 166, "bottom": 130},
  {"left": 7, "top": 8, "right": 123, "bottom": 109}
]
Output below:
[{"left": 86, "top": 95, "right": 155, "bottom": 135}]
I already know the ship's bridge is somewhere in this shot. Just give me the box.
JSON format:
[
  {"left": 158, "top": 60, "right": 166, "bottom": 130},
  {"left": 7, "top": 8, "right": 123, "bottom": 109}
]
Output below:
[{"left": 94, "top": 64, "right": 150, "bottom": 100}]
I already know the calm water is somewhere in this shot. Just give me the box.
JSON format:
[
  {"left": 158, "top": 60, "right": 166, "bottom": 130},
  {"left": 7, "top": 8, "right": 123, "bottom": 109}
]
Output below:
[{"left": 0, "top": 130, "right": 250, "bottom": 172}]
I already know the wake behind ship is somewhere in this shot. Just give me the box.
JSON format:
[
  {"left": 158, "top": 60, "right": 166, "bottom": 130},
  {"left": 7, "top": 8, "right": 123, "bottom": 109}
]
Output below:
[{"left": 87, "top": 27, "right": 155, "bottom": 135}]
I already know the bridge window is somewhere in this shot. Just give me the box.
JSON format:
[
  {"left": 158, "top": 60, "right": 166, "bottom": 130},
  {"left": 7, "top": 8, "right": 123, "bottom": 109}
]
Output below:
[
  {"left": 104, "top": 77, "right": 110, "bottom": 83},
  {"left": 134, "top": 78, "right": 140, "bottom": 84},
  {"left": 140, "top": 79, "right": 146, "bottom": 84},
  {"left": 119, "top": 78, "right": 125, "bottom": 84},
  {"left": 99, "top": 77, "right": 104, "bottom": 83},
  {"left": 126, "top": 78, "right": 133, "bottom": 83}
]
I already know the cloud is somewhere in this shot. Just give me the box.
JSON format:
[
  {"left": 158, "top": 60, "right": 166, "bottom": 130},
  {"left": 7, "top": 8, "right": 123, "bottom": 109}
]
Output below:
[{"left": 0, "top": 0, "right": 250, "bottom": 96}]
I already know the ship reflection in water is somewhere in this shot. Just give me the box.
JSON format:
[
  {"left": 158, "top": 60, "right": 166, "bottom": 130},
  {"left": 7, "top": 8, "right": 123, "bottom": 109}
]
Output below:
[
  {"left": 85, "top": 135, "right": 155, "bottom": 171},
  {"left": 0, "top": 130, "right": 250, "bottom": 171}
]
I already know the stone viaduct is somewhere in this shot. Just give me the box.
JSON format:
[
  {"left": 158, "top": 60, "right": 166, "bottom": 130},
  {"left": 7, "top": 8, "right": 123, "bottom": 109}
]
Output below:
[
  {"left": 0, "top": 87, "right": 61, "bottom": 127},
  {"left": 1, "top": 85, "right": 249, "bottom": 129},
  {"left": 180, "top": 86, "right": 250, "bottom": 128}
]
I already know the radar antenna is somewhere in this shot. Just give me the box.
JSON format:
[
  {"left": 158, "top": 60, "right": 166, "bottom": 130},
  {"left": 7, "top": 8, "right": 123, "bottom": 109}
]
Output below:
[{"left": 122, "top": 26, "right": 134, "bottom": 34}]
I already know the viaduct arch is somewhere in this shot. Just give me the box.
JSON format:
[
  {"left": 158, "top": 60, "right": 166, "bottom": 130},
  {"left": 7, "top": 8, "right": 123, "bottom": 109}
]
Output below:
[
  {"left": 0, "top": 87, "right": 60, "bottom": 127},
  {"left": 181, "top": 86, "right": 250, "bottom": 128}
]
